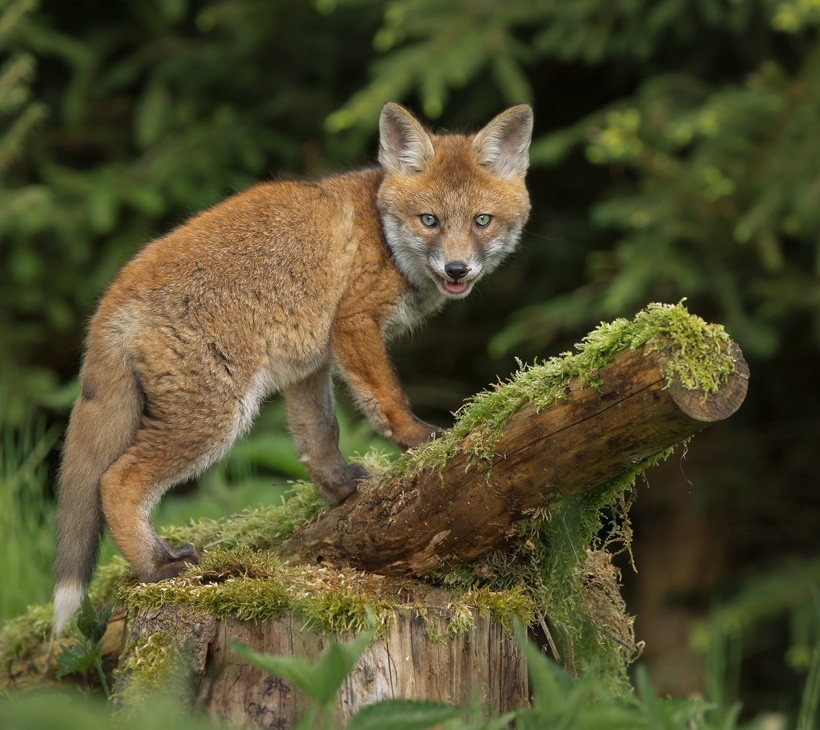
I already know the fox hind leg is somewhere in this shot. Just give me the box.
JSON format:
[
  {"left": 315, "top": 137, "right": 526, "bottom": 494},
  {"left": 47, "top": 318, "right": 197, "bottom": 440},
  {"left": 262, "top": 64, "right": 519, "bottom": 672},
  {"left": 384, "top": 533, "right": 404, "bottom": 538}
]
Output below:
[{"left": 98, "top": 411, "right": 236, "bottom": 581}]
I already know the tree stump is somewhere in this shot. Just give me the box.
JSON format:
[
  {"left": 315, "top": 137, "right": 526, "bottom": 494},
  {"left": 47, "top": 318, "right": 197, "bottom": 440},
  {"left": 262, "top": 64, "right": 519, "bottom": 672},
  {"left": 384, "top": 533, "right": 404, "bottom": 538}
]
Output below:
[{"left": 117, "top": 599, "right": 528, "bottom": 727}]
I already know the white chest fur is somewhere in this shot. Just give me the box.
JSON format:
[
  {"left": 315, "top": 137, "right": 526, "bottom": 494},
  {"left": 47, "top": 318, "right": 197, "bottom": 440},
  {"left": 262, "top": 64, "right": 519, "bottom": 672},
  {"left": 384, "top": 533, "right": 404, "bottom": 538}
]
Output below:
[{"left": 384, "top": 284, "right": 446, "bottom": 340}]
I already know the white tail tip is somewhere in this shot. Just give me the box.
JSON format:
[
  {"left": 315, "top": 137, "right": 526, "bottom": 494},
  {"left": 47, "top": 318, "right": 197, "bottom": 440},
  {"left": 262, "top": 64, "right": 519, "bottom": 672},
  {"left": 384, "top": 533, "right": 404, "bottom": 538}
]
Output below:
[{"left": 53, "top": 580, "right": 85, "bottom": 635}]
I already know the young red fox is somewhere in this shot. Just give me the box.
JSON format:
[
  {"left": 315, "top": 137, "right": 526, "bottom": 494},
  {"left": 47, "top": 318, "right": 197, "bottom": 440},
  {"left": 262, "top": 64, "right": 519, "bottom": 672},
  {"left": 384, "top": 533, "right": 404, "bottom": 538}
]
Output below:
[{"left": 53, "top": 103, "right": 533, "bottom": 633}]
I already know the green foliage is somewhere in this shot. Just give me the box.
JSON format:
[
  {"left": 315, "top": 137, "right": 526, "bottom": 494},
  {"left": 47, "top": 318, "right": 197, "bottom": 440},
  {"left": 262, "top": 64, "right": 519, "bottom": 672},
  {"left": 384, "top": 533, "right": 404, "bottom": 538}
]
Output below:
[
  {"left": 0, "top": 692, "right": 218, "bottom": 730},
  {"left": 691, "top": 556, "right": 820, "bottom": 672},
  {"left": 513, "top": 623, "right": 709, "bottom": 730},
  {"left": 228, "top": 628, "right": 466, "bottom": 730},
  {"left": 0, "top": 402, "right": 57, "bottom": 621},
  {"left": 346, "top": 700, "right": 466, "bottom": 730},
  {"left": 0, "top": 0, "right": 47, "bottom": 169},
  {"left": 326, "top": 0, "right": 538, "bottom": 129},
  {"left": 55, "top": 595, "right": 113, "bottom": 696},
  {"left": 797, "top": 640, "right": 820, "bottom": 730},
  {"left": 691, "top": 556, "right": 820, "bottom": 724},
  {"left": 230, "top": 628, "right": 375, "bottom": 712}
]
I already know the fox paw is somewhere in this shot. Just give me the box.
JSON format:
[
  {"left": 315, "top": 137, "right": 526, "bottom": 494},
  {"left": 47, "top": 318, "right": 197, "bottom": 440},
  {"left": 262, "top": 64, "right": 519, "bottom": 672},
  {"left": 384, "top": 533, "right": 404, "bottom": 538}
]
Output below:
[
  {"left": 142, "top": 541, "right": 200, "bottom": 582},
  {"left": 396, "top": 418, "right": 441, "bottom": 450},
  {"left": 166, "top": 542, "right": 199, "bottom": 562},
  {"left": 321, "top": 462, "right": 368, "bottom": 505}
]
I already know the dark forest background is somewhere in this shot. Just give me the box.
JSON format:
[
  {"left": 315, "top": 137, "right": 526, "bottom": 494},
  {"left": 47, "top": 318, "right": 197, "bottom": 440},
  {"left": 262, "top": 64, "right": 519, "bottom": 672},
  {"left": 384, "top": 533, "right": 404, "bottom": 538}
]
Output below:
[{"left": 1, "top": 0, "right": 818, "bottom": 721}]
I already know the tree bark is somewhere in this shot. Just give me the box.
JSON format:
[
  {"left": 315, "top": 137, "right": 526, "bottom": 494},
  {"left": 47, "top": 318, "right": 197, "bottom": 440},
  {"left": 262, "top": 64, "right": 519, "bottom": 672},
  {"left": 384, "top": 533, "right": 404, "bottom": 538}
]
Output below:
[
  {"left": 283, "top": 343, "right": 749, "bottom": 574},
  {"left": 116, "top": 601, "right": 528, "bottom": 726}
]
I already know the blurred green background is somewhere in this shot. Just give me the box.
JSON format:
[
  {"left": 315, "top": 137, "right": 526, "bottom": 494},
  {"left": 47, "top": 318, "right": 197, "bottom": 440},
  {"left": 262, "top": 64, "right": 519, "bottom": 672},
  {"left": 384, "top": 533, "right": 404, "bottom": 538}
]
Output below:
[{"left": 1, "top": 0, "right": 818, "bottom": 722}]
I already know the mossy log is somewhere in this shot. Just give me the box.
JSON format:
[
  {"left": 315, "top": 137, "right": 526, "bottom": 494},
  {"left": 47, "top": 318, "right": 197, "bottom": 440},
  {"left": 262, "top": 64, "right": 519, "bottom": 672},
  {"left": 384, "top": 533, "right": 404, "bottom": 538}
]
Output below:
[
  {"left": 282, "top": 342, "right": 748, "bottom": 574},
  {"left": 0, "top": 304, "right": 750, "bottom": 730}
]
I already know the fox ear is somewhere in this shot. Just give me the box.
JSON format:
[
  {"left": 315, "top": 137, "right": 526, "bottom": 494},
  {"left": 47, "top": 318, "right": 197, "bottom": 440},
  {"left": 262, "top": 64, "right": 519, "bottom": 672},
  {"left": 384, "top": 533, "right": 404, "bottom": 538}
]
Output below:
[
  {"left": 379, "top": 103, "right": 435, "bottom": 174},
  {"left": 473, "top": 105, "right": 533, "bottom": 178}
]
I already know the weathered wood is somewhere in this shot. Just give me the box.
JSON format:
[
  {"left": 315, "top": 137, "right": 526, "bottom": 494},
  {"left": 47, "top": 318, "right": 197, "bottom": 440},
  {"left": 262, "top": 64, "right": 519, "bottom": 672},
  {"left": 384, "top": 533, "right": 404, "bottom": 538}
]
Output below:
[
  {"left": 118, "top": 602, "right": 528, "bottom": 727},
  {"left": 283, "top": 342, "right": 749, "bottom": 574}
]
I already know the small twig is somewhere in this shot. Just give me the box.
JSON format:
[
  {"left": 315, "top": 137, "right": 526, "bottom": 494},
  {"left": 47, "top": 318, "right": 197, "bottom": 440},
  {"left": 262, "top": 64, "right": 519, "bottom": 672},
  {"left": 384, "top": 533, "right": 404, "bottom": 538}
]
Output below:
[
  {"left": 535, "top": 609, "right": 561, "bottom": 662},
  {"left": 581, "top": 612, "right": 638, "bottom": 653}
]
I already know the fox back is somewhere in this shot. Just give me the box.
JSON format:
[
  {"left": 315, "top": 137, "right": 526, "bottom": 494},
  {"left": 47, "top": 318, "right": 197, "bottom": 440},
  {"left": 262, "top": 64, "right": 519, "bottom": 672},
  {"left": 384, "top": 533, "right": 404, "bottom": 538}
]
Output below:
[{"left": 53, "top": 102, "right": 533, "bottom": 634}]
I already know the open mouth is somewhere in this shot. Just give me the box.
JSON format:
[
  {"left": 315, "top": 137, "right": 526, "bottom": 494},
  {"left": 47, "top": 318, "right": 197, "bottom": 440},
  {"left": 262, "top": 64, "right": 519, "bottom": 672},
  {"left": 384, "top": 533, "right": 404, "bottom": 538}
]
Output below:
[{"left": 437, "top": 277, "right": 472, "bottom": 297}]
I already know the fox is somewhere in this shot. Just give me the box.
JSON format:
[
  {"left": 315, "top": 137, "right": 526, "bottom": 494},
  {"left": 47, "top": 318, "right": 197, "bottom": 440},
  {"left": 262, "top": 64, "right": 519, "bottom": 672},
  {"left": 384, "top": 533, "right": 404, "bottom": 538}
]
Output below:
[{"left": 52, "top": 102, "right": 533, "bottom": 634}]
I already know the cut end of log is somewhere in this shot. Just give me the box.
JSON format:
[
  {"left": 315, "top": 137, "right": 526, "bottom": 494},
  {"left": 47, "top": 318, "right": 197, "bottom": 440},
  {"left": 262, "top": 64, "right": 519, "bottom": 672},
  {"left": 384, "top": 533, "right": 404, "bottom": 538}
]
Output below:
[{"left": 668, "top": 343, "right": 749, "bottom": 423}]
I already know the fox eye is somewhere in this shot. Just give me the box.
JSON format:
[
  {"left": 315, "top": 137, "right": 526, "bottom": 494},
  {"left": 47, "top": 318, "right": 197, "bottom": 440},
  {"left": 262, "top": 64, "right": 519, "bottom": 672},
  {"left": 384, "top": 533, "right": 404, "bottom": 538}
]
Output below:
[
  {"left": 419, "top": 214, "right": 438, "bottom": 227},
  {"left": 475, "top": 214, "right": 493, "bottom": 227}
]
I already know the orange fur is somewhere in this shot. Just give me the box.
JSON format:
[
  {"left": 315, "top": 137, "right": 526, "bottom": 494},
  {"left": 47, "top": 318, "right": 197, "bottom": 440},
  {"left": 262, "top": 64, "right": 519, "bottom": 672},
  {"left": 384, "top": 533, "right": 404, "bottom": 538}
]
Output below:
[{"left": 53, "top": 103, "right": 533, "bottom": 633}]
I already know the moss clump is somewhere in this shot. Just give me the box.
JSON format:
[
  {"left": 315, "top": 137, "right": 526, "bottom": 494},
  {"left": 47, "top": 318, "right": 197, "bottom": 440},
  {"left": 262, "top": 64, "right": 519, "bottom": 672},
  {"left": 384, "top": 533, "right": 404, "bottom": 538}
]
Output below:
[
  {"left": 458, "top": 585, "right": 536, "bottom": 632},
  {"left": 0, "top": 603, "right": 52, "bottom": 671},
  {"left": 118, "top": 548, "right": 404, "bottom": 635},
  {"left": 113, "top": 631, "right": 182, "bottom": 718},
  {"left": 118, "top": 548, "right": 287, "bottom": 623},
  {"left": 162, "top": 479, "right": 328, "bottom": 550},
  {"left": 118, "top": 546, "right": 536, "bottom": 642},
  {"left": 116, "top": 632, "right": 176, "bottom": 695}
]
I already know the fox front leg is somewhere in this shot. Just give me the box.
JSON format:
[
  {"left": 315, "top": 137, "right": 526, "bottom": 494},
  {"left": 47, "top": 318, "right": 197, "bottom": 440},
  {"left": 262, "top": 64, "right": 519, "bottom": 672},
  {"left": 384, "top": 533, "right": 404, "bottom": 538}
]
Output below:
[{"left": 331, "top": 317, "right": 439, "bottom": 450}]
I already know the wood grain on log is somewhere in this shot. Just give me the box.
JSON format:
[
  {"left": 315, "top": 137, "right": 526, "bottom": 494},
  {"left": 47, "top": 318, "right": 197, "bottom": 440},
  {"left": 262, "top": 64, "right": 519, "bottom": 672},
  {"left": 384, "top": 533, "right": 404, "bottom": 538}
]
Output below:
[
  {"left": 118, "top": 603, "right": 528, "bottom": 726},
  {"left": 283, "top": 343, "right": 749, "bottom": 575}
]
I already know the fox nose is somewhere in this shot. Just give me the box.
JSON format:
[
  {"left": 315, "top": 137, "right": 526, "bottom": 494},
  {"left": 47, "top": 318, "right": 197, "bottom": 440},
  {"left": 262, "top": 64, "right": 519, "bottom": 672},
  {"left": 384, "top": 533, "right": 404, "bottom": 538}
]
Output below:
[{"left": 444, "top": 261, "right": 470, "bottom": 280}]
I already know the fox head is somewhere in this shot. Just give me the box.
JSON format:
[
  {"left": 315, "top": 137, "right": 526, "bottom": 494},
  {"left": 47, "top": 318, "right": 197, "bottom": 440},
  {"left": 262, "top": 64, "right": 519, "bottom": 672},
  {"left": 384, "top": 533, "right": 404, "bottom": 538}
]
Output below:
[{"left": 376, "top": 102, "right": 533, "bottom": 299}]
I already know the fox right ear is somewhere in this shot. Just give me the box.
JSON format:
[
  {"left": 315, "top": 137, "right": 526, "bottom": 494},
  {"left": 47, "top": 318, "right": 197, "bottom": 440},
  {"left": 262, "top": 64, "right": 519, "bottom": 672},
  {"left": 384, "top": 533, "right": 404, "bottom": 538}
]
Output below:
[{"left": 379, "top": 103, "right": 435, "bottom": 174}]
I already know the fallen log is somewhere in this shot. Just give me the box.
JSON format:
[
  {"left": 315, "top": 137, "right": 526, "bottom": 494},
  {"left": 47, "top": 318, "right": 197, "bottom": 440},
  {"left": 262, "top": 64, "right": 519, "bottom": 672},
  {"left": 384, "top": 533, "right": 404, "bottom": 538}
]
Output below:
[{"left": 283, "top": 325, "right": 748, "bottom": 575}]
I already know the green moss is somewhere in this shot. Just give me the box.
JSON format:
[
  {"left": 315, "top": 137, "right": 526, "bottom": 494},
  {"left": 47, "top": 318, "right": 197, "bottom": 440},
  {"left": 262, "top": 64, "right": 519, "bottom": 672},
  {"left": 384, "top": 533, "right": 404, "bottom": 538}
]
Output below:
[
  {"left": 443, "top": 603, "right": 475, "bottom": 640},
  {"left": 118, "top": 548, "right": 285, "bottom": 622},
  {"left": 368, "top": 300, "right": 735, "bottom": 480},
  {"left": 459, "top": 585, "right": 536, "bottom": 632},
  {"left": 0, "top": 603, "right": 52, "bottom": 671},
  {"left": 118, "top": 548, "right": 403, "bottom": 635},
  {"left": 114, "top": 632, "right": 180, "bottom": 717},
  {"left": 298, "top": 582, "right": 395, "bottom": 636},
  {"left": 117, "top": 632, "right": 175, "bottom": 694},
  {"left": 161, "top": 480, "right": 328, "bottom": 550}
]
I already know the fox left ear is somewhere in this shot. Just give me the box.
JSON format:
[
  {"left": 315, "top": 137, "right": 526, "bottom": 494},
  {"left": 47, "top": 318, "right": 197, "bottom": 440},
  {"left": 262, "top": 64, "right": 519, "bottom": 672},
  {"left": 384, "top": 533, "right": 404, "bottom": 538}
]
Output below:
[{"left": 473, "top": 105, "right": 533, "bottom": 178}]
